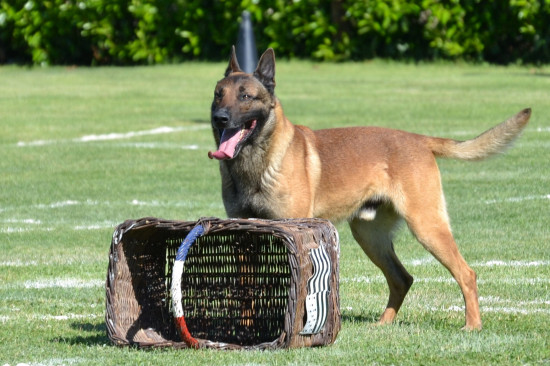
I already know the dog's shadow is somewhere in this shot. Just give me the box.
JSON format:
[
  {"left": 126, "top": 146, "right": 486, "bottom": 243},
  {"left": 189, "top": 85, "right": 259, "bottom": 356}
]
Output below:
[
  {"left": 191, "top": 118, "right": 210, "bottom": 124},
  {"left": 341, "top": 310, "right": 414, "bottom": 328},
  {"left": 341, "top": 310, "right": 379, "bottom": 324}
]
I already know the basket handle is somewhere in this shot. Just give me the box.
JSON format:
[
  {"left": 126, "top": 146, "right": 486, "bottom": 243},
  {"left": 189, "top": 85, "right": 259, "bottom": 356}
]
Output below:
[{"left": 171, "top": 224, "right": 205, "bottom": 349}]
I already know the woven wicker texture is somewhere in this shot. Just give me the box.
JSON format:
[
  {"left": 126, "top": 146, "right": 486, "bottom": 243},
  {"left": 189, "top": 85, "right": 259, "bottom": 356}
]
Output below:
[{"left": 105, "top": 217, "right": 341, "bottom": 350}]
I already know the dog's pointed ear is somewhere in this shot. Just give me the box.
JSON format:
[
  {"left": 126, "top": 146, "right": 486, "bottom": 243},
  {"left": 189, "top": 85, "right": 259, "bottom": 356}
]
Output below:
[
  {"left": 225, "top": 45, "right": 243, "bottom": 77},
  {"left": 253, "top": 48, "right": 276, "bottom": 94}
]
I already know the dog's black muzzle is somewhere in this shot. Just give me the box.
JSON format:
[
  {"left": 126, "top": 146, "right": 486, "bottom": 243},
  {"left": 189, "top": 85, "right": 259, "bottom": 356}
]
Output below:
[{"left": 212, "top": 109, "right": 231, "bottom": 129}]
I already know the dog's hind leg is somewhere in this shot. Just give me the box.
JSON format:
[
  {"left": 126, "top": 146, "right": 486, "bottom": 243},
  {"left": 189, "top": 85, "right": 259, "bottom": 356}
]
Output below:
[
  {"left": 404, "top": 192, "right": 482, "bottom": 331},
  {"left": 349, "top": 205, "right": 413, "bottom": 325}
]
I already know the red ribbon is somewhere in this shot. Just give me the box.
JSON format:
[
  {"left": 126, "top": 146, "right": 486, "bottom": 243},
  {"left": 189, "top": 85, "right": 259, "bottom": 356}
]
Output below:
[{"left": 175, "top": 316, "right": 199, "bottom": 349}]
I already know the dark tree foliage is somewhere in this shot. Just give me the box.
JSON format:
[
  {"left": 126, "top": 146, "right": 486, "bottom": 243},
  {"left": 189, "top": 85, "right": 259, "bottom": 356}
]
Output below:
[{"left": 0, "top": 0, "right": 548, "bottom": 65}]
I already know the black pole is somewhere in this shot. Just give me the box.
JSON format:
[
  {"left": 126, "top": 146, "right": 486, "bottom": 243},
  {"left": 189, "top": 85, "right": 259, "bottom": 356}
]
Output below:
[{"left": 236, "top": 11, "right": 258, "bottom": 73}]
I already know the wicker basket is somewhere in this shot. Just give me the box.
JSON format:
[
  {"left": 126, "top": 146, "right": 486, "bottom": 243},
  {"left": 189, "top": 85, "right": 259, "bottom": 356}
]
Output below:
[{"left": 105, "top": 217, "right": 341, "bottom": 350}]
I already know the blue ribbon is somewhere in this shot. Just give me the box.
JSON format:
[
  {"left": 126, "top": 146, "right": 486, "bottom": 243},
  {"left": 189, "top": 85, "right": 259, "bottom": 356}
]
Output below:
[{"left": 175, "top": 225, "right": 205, "bottom": 262}]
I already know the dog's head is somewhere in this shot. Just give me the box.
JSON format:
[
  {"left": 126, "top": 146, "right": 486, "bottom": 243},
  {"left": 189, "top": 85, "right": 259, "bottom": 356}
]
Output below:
[{"left": 208, "top": 47, "right": 277, "bottom": 160}]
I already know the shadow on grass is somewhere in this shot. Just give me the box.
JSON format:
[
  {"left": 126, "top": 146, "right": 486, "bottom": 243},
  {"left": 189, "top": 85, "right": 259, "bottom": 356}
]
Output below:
[
  {"left": 341, "top": 310, "right": 379, "bottom": 324},
  {"left": 341, "top": 310, "right": 417, "bottom": 328},
  {"left": 462, "top": 70, "right": 550, "bottom": 78},
  {"left": 191, "top": 118, "right": 210, "bottom": 124},
  {"left": 51, "top": 321, "right": 110, "bottom": 346},
  {"left": 71, "top": 321, "right": 105, "bottom": 333}
]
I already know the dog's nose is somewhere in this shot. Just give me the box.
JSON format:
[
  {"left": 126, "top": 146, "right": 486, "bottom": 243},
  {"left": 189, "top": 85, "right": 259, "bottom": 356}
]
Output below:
[{"left": 213, "top": 110, "right": 230, "bottom": 126}]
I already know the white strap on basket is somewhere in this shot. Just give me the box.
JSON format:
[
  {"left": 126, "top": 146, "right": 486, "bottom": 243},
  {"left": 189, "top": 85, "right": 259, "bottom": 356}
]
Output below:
[
  {"left": 300, "top": 244, "right": 331, "bottom": 335},
  {"left": 171, "top": 224, "right": 205, "bottom": 348}
]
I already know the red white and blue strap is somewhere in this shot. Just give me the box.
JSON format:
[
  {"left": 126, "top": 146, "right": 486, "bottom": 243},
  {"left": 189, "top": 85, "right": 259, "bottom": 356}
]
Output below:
[{"left": 171, "top": 224, "right": 205, "bottom": 349}]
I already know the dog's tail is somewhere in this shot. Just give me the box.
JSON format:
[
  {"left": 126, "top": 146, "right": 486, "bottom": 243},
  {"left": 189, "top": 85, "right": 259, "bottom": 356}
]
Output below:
[{"left": 427, "top": 108, "right": 531, "bottom": 161}]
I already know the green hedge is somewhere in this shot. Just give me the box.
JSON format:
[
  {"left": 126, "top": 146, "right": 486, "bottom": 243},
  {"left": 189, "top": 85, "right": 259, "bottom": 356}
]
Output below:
[{"left": 1, "top": 0, "right": 549, "bottom": 65}]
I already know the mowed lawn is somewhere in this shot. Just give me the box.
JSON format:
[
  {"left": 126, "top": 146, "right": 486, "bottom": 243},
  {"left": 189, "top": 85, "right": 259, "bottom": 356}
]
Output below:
[{"left": 0, "top": 61, "right": 549, "bottom": 365}]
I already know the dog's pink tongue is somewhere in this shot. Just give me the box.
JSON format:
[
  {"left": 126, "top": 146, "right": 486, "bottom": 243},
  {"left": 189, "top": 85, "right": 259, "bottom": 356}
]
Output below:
[{"left": 208, "top": 128, "right": 240, "bottom": 160}]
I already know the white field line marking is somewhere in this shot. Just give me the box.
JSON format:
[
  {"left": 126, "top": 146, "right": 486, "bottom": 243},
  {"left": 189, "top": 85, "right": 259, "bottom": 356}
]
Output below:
[
  {"left": 1, "top": 218, "right": 41, "bottom": 224},
  {"left": 0, "top": 260, "right": 39, "bottom": 267},
  {"left": 114, "top": 142, "right": 200, "bottom": 150},
  {"left": 422, "top": 275, "right": 550, "bottom": 286},
  {"left": 418, "top": 276, "right": 550, "bottom": 285},
  {"left": 23, "top": 278, "right": 104, "bottom": 289},
  {"left": 342, "top": 294, "right": 549, "bottom": 316},
  {"left": 341, "top": 276, "right": 550, "bottom": 285},
  {"left": 1, "top": 223, "right": 124, "bottom": 233},
  {"left": 37, "top": 358, "right": 85, "bottom": 366},
  {"left": 19, "top": 357, "right": 85, "bottom": 366},
  {"left": 1, "top": 313, "right": 100, "bottom": 323},
  {"left": 1, "top": 198, "right": 223, "bottom": 233},
  {"left": 485, "top": 194, "right": 550, "bottom": 204},
  {"left": 2, "top": 198, "right": 221, "bottom": 212},
  {"left": 73, "top": 221, "right": 118, "bottom": 231},
  {"left": 37, "top": 313, "right": 100, "bottom": 321},
  {"left": 424, "top": 305, "right": 550, "bottom": 315},
  {"left": 127, "top": 199, "right": 221, "bottom": 209},
  {"left": 414, "top": 294, "right": 550, "bottom": 315},
  {"left": 406, "top": 257, "right": 437, "bottom": 266},
  {"left": 0, "top": 221, "right": 115, "bottom": 233},
  {"left": 404, "top": 258, "right": 550, "bottom": 267},
  {"left": 0, "top": 218, "right": 47, "bottom": 233},
  {"left": 342, "top": 275, "right": 386, "bottom": 284},
  {"left": 37, "top": 200, "right": 83, "bottom": 209},
  {"left": 472, "top": 260, "right": 550, "bottom": 267},
  {"left": 1, "top": 227, "right": 54, "bottom": 234},
  {"left": 479, "top": 296, "right": 550, "bottom": 306},
  {"left": 16, "top": 125, "right": 209, "bottom": 147},
  {"left": 0, "top": 278, "right": 103, "bottom": 290},
  {"left": 1, "top": 257, "right": 105, "bottom": 267},
  {"left": 536, "top": 126, "right": 550, "bottom": 132}
]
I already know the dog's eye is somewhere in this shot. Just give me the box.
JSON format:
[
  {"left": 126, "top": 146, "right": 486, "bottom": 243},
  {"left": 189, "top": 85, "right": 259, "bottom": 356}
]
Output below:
[
  {"left": 240, "top": 93, "right": 252, "bottom": 101},
  {"left": 214, "top": 90, "right": 223, "bottom": 100}
]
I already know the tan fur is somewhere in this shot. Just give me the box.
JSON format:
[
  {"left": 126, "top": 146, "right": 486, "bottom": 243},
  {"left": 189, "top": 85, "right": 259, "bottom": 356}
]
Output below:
[{"left": 210, "top": 47, "right": 531, "bottom": 330}]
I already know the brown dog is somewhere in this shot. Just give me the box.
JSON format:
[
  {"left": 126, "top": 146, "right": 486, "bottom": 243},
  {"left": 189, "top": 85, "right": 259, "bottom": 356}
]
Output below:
[{"left": 208, "top": 47, "right": 531, "bottom": 330}]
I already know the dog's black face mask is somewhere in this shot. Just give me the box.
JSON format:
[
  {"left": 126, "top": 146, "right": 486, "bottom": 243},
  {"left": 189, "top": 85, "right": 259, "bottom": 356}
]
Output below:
[{"left": 208, "top": 48, "right": 276, "bottom": 160}]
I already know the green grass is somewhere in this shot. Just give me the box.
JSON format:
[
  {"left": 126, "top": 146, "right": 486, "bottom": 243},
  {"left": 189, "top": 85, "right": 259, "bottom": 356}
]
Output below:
[{"left": 1, "top": 61, "right": 549, "bottom": 365}]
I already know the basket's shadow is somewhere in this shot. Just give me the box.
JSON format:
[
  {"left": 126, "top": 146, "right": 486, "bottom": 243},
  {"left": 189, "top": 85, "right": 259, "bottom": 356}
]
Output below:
[{"left": 54, "top": 321, "right": 110, "bottom": 346}]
